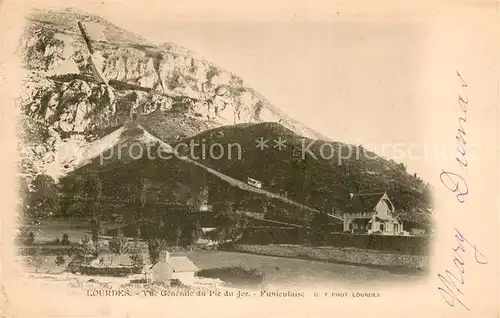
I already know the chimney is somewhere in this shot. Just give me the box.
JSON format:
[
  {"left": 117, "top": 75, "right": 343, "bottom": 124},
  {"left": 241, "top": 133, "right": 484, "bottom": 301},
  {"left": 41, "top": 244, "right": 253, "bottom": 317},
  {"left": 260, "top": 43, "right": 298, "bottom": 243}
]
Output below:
[{"left": 159, "top": 250, "right": 170, "bottom": 262}]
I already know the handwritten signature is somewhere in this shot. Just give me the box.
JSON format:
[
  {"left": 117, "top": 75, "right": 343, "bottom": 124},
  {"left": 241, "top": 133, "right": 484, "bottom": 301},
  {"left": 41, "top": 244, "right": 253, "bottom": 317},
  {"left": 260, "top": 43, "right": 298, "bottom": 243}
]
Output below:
[
  {"left": 437, "top": 72, "right": 488, "bottom": 311},
  {"left": 440, "top": 71, "right": 469, "bottom": 203},
  {"left": 437, "top": 229, "right": 488, "bottom": 311}
]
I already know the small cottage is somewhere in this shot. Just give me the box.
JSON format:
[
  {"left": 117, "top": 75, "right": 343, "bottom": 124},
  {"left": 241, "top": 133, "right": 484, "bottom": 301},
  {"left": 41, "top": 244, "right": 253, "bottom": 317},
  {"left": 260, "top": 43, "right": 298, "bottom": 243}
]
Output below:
[
  {"left": 344, "top": 192, "right": 404, "bottom": 235},
  {"left": 150, "top": 251, "right": 199, "bottom": 284}
]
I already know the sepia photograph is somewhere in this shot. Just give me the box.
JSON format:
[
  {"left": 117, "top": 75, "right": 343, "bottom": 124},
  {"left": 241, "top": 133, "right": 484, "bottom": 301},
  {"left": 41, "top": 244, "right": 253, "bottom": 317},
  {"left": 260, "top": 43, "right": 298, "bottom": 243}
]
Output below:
[{"left": 1, "top": 2, "right": 498, "bottom": 317}]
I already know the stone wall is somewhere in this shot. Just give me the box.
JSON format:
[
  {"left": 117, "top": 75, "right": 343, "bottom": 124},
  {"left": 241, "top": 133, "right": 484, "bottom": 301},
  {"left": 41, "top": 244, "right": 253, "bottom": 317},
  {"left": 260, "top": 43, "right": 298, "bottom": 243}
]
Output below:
[{"left": 232, "top": 244, "right": 427, "bottom": 270}]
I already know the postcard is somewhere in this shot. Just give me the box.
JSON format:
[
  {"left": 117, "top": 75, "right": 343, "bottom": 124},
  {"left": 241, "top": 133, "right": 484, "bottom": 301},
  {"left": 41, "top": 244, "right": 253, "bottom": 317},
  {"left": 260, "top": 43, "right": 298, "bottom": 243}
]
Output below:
[{"left": 0, "top": 1, "right": 498, "bottom": 317}]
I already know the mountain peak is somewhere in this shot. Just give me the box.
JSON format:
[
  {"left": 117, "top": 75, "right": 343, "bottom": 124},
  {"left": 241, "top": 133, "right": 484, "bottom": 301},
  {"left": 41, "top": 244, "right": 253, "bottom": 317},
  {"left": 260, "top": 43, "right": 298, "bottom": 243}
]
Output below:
[{"left": 19, "top": 8, "right": 328, "bottom": 177}]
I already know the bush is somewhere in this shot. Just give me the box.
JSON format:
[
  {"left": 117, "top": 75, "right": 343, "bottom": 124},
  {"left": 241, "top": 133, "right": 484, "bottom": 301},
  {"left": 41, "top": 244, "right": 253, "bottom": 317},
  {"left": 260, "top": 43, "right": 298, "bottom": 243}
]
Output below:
[
  {"left": 77, "top": 235, "right": 94, "bottom": 264},
  {"left": 129, "top": 242, "right": 144, "bottom": 267},
  {"left": 129, "top": 253, "right": 144, "bottom": 267},
  {"left": 211, "top": 201, "right": 248, "bottom": 242},
  {"left": 55, "top": 254, "right": 65, "bottom": 266},
  {"left": 67, "top": 245, "right": 78, "bottom": 257},
  {"left": 147, "top": 238, "right": 167, "bottom": 264},
  {"left": 309, "top": 213, "right": 330, "bottom": 245},
  {"left": 179, "top": 218, "right": 201, "bottom": 248},
  {"left": 108, "top": 233, "right": 129, "bottom": 263},
  {"left": 170, "top": 279, "right": 184, "bottom": 287},
  {"left": 239, "top": 227, "right": 305, "bottom": 245},
  {"left": 81, "top": 235, "right": 91, "bottom": 246},
  {"left": 25, "top": 231, "right": 35, "bottom": 245},
  {"left": 61, "top": 233, "right": 70, "bottom": 246},
  {"left": 91, "top": 219, "right": 106, "bottom": 251},
  {"left": 324, "top": 233, "right": 430, "bottom": 255}
]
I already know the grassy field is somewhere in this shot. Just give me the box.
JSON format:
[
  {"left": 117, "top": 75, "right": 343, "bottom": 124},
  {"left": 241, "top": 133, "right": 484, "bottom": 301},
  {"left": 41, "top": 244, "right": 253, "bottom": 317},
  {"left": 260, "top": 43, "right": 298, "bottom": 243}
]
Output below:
[
  {"left": 19, "top": 249, "right": 424, "bottom": 289},
  {"left": 18, "top": 218, "right": 93, "bottom": 243},
  {"left": 17, "top": 219, "right": 425, "bottom": 288},
  {"left": 185, "top": 250, "right": 425, "bottom": 288}
]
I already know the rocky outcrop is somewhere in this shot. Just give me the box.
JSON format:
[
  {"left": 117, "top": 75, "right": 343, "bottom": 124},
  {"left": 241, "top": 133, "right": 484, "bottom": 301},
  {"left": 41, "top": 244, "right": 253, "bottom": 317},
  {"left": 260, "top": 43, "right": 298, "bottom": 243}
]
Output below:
[
  {"left": 18, "top": 8, "right": 327, "bottom": 177},
  {"left": 20, "top": 8, "right": 326, "bottom": 134}
]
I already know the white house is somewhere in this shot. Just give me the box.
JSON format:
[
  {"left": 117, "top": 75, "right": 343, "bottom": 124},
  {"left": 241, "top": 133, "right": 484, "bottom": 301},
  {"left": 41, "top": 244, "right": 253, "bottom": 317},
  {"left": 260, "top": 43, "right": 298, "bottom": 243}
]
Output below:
[
  {"left": 343, "top": 192, "right": 404, "bottom": 235},
  {"left": 150, "top": 251, "right": 199, "bottom": 285}
]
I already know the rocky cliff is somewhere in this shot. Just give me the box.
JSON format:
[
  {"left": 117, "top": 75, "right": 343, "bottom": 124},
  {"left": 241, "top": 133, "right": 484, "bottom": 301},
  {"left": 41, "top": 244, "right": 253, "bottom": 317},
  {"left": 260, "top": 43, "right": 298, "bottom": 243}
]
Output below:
[{"left": 18, "top": 8, "right": 328, "bottom": 178}]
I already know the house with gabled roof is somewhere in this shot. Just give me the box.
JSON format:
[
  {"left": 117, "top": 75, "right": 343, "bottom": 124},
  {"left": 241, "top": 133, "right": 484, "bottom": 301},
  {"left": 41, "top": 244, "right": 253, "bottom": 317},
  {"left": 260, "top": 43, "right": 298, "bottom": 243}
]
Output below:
[
  {"left": 149, "top": 250, "right": 199, "bottom": 284},
  {"left": 343, "top": 192, "right": 404, "bottom": 235}
]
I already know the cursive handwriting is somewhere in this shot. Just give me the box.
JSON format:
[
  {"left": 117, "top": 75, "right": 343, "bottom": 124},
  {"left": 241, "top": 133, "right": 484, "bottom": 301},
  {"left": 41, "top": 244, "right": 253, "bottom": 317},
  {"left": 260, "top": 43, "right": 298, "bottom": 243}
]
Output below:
[
  {"left": 437, "top": 229, "right": 488, "bottom": 311},
  {"left": 440, "top": 71, "right": 469, "bottom": 203},
  {"left": 440, "top": 171, "right": 468, "bottom": 203}
]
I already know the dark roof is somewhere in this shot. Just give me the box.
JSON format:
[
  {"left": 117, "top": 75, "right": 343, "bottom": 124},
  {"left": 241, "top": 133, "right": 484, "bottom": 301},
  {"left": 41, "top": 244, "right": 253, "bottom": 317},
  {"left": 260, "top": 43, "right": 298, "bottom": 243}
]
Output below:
[
  {"left": 351, "top": 218, "right": 371, "bottom": 225},
  {"left": 375, "top": 215, "right": 397, "bottom": 222},
  {"left": 346, "top": 192, "right": 385, "bottom": 213}
]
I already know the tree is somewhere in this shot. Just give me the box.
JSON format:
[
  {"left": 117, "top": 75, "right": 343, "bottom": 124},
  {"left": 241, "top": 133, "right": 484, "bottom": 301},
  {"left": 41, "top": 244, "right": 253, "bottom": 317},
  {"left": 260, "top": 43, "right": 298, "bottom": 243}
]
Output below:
[
  {"left": 212, "top": 200, "right": 248, "bottom": 242},
  {"left": 81, "top": 235, "right": 91, "bottom": 245},
  {"left": 61, "top": 233, "right": 70, "bottom": 245},
  {"left": 58, "top": 173, "right": 103, "bottom": 218},
  {"left": 23, "top": 174, "right": 59, "bottom": 219},
  {"left": 25, "top": 231, "right": 35, "bottom": 245},
  {"left": 119, "top": 169, "right": 147, "bottom": 220},
  {"left": 78, "top": 235, "right": 94, "bottom": 264},
  {"left": 80, "top": 173, "right": 103, "bottom": 201},
  {"left": 129, "top": 237, "right": 144, "bottom": 267},
  {"left": 108, "top": 231, "right": 128, "bottom": 264},
  {"left": 309, "top": 213, "right": 330, "bottom": 245},
  {"left": 129, "top": 231, "right": 144, "bottom": 267},
  {"left": 91, "top": 219, "right": 106, "bottom": 254},
  {"left": 57, "top": 173, "right": 104, "bottom": 219},
  {"left": 58, "top": 177, "right": 80, "bottom": 217},
  {"left": 179, "top": 216, "right": 201, "bottom": 248},
  {"left": 55, "top": 254, "right": 65, "bottom": 266},
  {"left": 73, "top": 173, "right": 104, "bottom": 218},
  {"left": 134, "top": 225, "right": 142, "bottom": 240},
  {"left": 147, "top": 238, "right": 167, "bottom": 264},
  {"left": 129, "top": 249, "right": 144, "bottom": 267},
  {"left": 18, "top": 177, "right": 30, "bottom": 214}
]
